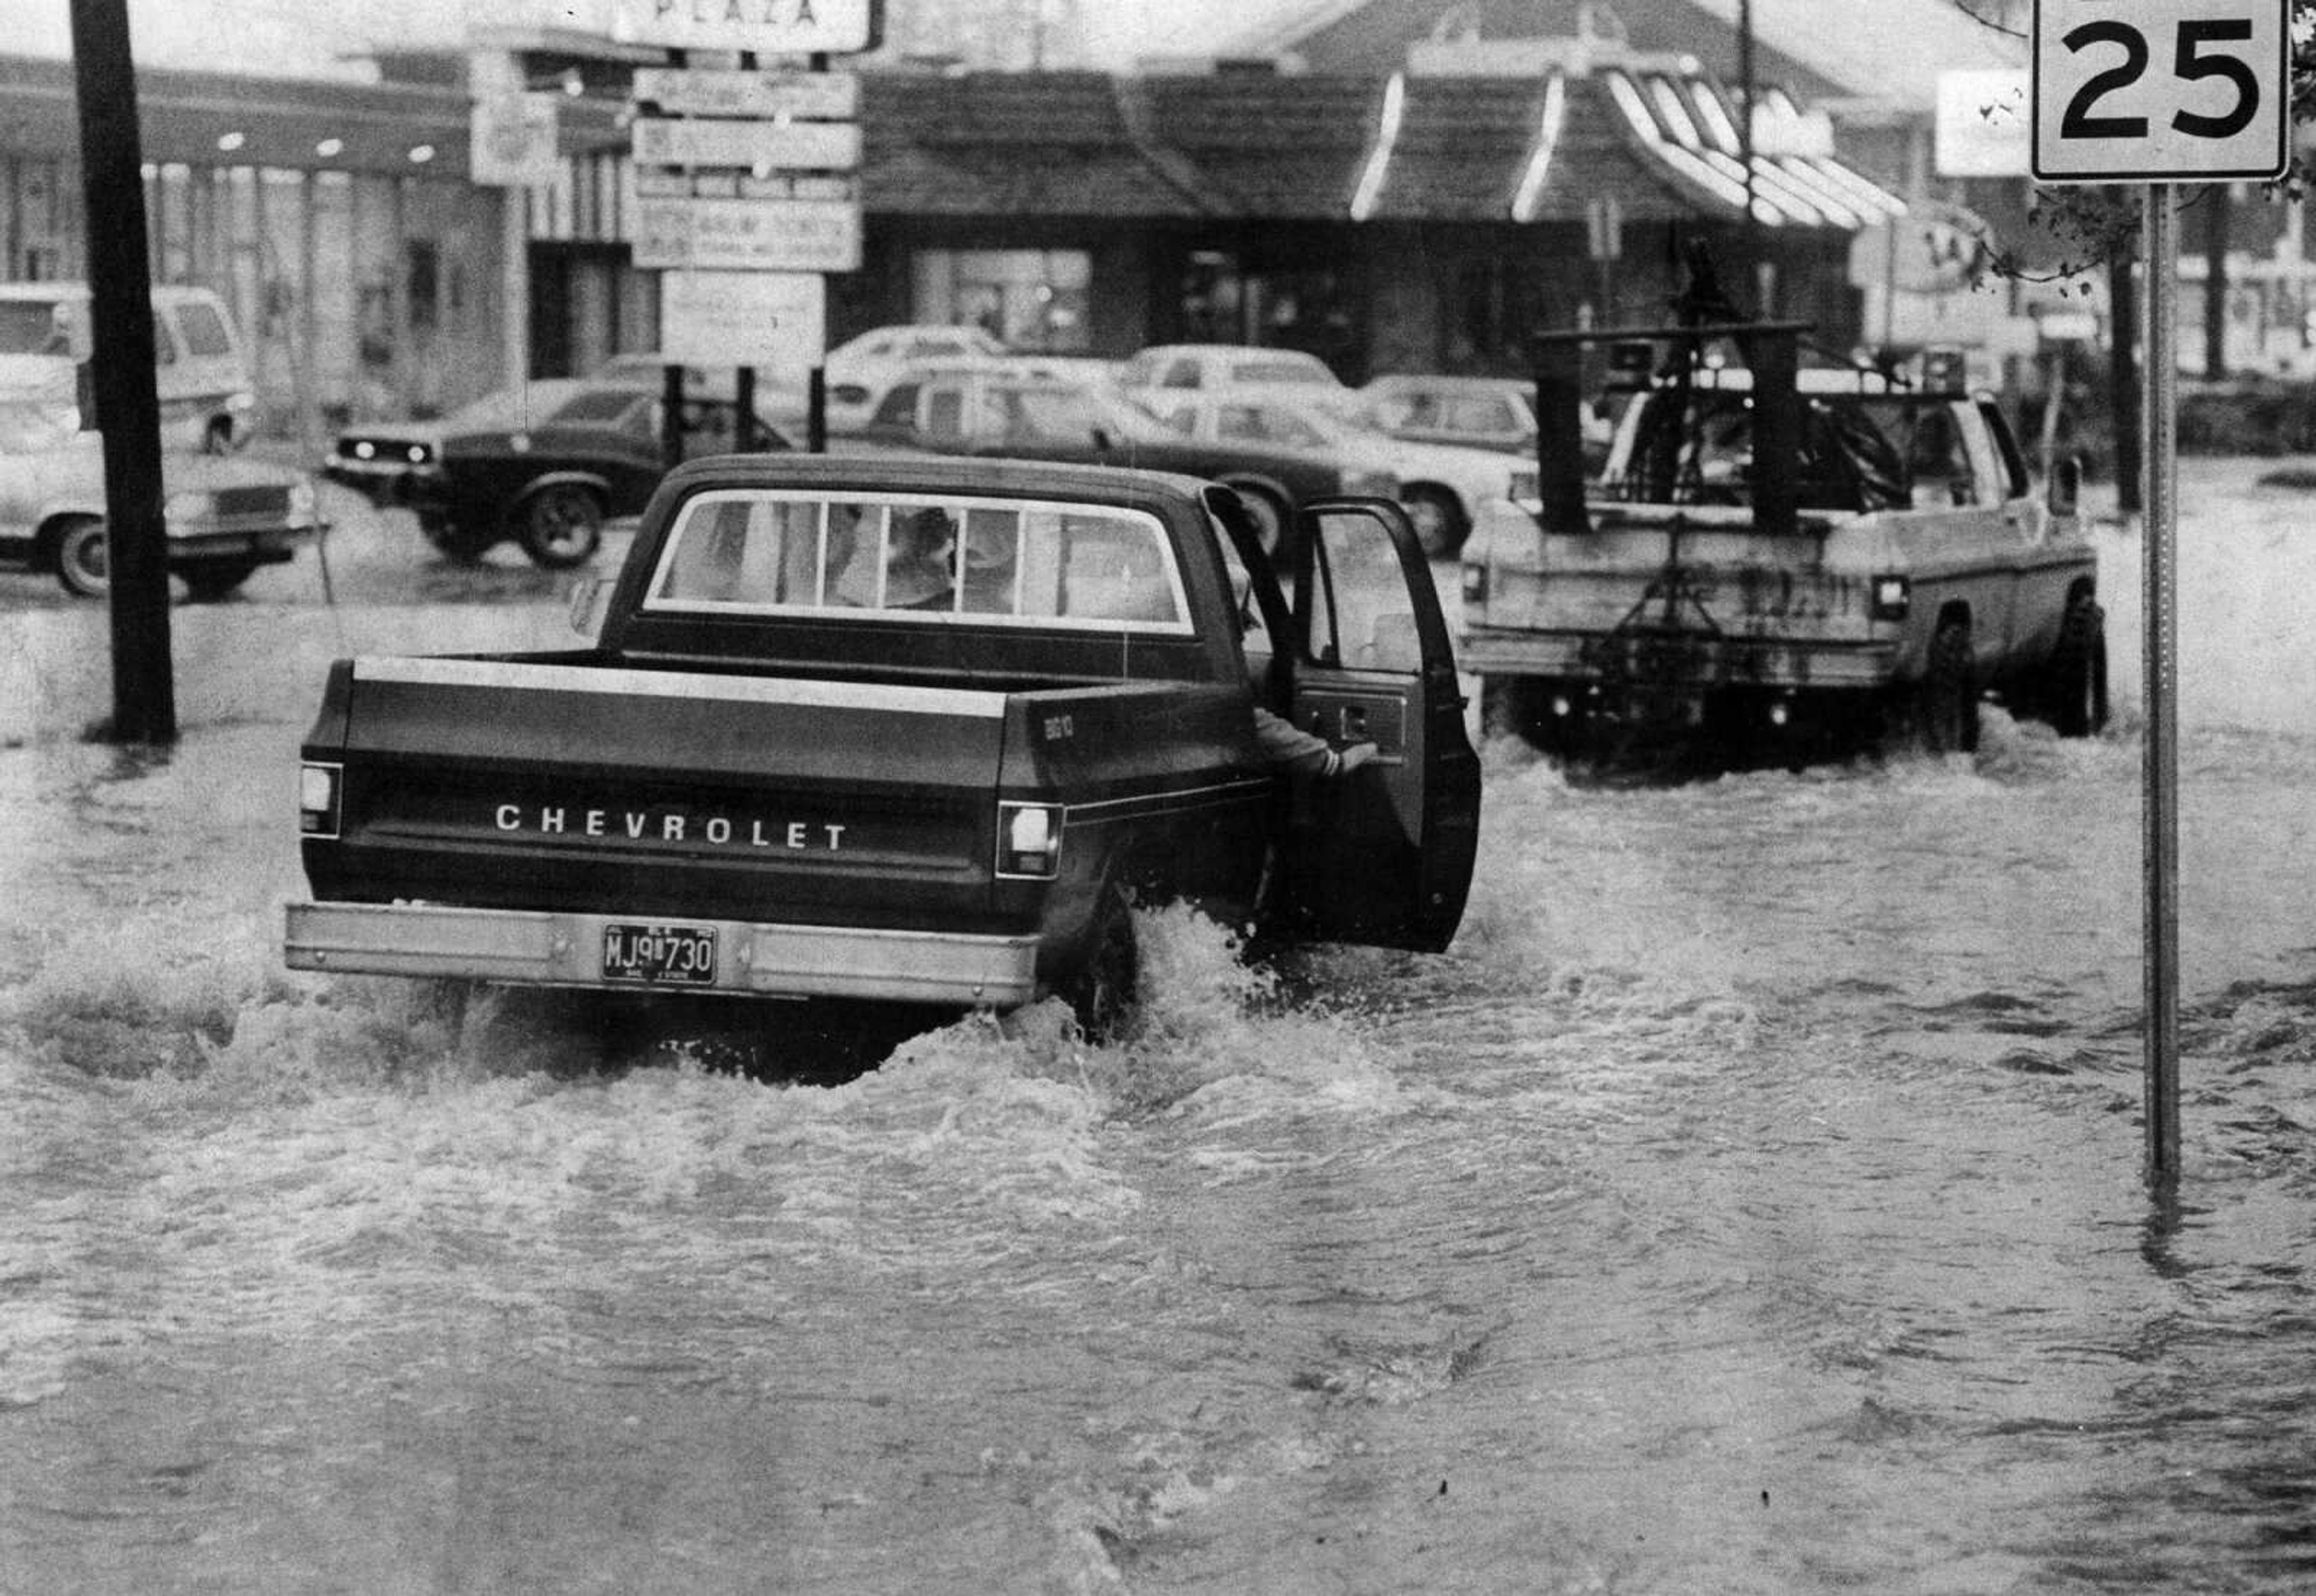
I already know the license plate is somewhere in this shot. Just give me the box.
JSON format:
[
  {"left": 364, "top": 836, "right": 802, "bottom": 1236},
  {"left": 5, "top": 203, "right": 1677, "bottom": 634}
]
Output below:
[{"left": 601, "top": 923, "right": 718, "bottom": 985}]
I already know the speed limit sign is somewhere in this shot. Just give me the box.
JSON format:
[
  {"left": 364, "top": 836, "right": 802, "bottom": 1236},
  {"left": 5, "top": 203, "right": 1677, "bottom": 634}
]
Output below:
[{"left": 2031, "top": 0, "right": 2289, "bottom": 181}]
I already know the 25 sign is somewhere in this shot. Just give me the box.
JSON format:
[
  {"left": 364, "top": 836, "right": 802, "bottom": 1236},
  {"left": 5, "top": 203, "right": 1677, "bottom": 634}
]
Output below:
[{"left": 2032, "top": 0, "right": 2289, "bottom": 181}]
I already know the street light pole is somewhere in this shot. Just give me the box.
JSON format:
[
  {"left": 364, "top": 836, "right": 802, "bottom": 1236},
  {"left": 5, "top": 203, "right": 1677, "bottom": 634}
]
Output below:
[{"left": 68, "top": 0, "right": 175, "bottom": 744}]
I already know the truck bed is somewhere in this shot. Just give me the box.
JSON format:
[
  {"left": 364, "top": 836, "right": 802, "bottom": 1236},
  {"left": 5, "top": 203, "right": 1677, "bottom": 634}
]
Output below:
[{"left": 305, "top": 651, "right": 1257, "bottom": 930}]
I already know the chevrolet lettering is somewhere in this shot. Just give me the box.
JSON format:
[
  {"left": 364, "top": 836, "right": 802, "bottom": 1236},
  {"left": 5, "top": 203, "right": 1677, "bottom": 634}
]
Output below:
[
  {"left": 492, "top": 804, "right": 846, "bottom": 849},
  {"left": 285, "top": 455, "right": 1481, "bottom": 1038}
]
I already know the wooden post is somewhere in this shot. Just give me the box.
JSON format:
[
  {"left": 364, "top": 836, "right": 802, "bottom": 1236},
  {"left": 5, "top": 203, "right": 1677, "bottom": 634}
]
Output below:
[{"left": 67, "top": 0, "right": 174, "bottom": 744}]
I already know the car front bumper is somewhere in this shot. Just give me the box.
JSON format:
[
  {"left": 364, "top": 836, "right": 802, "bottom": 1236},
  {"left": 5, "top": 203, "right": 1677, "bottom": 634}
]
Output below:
[
  {"left": 169, "top": 522, "right": 323, "bottom": 565},
  {"left": 322, "top": 456, "right": 438, "bottom": 507},
  {"left": 284, "top": 900, "right": 1043, "bottom": 1008}
]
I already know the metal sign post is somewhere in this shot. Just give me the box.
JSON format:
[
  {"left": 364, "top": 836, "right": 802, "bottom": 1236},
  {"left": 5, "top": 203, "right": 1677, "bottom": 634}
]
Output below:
[
  {"left": 2142, "top": 184, "right": 2181, "bottom": 1187},
  {"left": 2031, "top": 0, "right": 2289, "bottom": 1188}
]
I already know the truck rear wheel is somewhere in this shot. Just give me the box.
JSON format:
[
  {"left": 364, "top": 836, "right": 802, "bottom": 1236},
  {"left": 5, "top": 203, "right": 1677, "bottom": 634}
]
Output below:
[
  {"left": 1062, "top": 884, "right": 1139, "bottom": 1045},
  {"left": 2042, "top": 592, "right": 2109, "bottom": 738},
  {"left": 1919, "top": 617, "right": 1979, "bottom": 755},
  {"left": 1480, "top": 675, "right": 1577, "bottom": 756}
]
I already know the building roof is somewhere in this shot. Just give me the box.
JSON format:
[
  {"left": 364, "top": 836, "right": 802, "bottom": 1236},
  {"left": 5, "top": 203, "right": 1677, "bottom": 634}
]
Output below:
[
  {"left": 1218, "top": 0, "right": 2025, "bottom": 115},
  {"left": 0, "top": 50, "right": 1897, "bottom": 231},
  {"left": 862, "top": 66, "right": 1899, "bottom": 227},
  {"left": 0, "top": 54, "right": 490, "bottom": 178}
]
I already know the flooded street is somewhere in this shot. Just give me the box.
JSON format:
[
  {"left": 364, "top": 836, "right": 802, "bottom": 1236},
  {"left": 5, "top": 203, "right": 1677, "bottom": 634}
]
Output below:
[{"left": 5, "top": 461, "right": 2316, "bottom": 1593}]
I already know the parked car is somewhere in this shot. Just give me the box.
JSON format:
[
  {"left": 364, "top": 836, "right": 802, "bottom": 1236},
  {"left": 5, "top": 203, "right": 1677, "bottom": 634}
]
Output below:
[
  {"left": 861, "top": 367, "right": 1395, "bottom": 557},
  {"left": 0, "top": 355, "right": 323, "bottom": 599},
  {"left": 1136, "top": 388, "right": 1517, "bottom": 557},
  {"left": 1352, "top": 374, "right": 1536, "bottom": 455},
  {"left": 324, "top": 377, "right": 592, "bottom": 508},
  {"left": 1116, "top": 343, "right": 1347, "bottom": 398},
  {"left": 0, "top": 282, "right": 259, "bottom": 453},
  {"left": 823, "top": 323, "right": 1011, "bottom": 434},
  {"left": 1351, "top": 373, "right": 1618, "bottom": 475},
  {"left": 338, "top": 378, "right": 794, "bottom": 569}
]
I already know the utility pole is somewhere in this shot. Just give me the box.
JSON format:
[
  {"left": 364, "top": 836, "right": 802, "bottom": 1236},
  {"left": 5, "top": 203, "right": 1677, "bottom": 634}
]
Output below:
[
  {"left": 68, "top": 0, "right": 175, "bottom": 744},
  {"left": 1737, "top": 0, "right": 1765, "bottom": 314}
]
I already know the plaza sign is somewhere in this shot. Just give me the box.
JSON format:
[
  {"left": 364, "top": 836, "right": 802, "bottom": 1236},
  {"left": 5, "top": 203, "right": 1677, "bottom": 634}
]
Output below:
[
  {"left": 659, "top": 270, "right": 824, "bottom": 379},
  {"left": 633, "top": 116, "right": 861, "bottom": 171},
  {"left": 632, "top": 195, "right": 862, "bottom": 273},
  {"left": 612, "top": 0, "right": 882, "bottom": 56},
  {"left": 633, "top": 67, "right": 859, "bottom": 120}
]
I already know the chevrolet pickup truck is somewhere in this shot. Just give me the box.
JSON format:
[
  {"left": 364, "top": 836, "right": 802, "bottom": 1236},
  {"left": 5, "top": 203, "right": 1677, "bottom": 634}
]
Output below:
[
  {"left": 1459, "top": 323, "right": 2106, "bottom": 765},
  {"left": 284, "top": 454, "right": 1480, "bottom": 1039}
]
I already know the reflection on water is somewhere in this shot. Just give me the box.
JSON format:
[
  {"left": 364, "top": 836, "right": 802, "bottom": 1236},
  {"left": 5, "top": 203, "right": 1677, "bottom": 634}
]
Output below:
[{"left": 4, "top": 461, "right": 2316, "bottom": 1591}]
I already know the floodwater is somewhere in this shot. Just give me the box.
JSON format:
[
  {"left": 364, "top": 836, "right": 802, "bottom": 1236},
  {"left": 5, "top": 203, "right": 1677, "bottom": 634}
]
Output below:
[{"left": 4, "top": 461, "right": 2316, "bottom": 1594}]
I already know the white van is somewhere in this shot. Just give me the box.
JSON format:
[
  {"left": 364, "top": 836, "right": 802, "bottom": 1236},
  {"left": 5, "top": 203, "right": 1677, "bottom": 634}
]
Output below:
[{"left": 0, "top": 282, "right": 258, "bottom": 452}]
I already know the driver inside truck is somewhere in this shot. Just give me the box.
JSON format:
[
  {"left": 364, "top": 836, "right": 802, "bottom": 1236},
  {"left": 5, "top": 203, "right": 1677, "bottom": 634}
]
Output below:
[{"left": 1228, "top": 563, "right": 1378, "bottom": 778}]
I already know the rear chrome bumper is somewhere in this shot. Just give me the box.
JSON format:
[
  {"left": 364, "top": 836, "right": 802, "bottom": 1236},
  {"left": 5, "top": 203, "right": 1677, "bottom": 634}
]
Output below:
[
  {"left": 285, "top": 901, "right": 1041, "bottom": 1007},
  {"left": 1461, "top": 628, "right": 1895, "bottom": 690}
]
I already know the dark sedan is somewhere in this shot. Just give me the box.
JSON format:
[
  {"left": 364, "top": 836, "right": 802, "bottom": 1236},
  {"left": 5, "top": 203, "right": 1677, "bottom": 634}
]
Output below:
[
  {"left": 330, "top": 379, "right": 792, "bottom": 569},
  {"left": 862, "top": 371, "right": 1396, "bottom": 556}
]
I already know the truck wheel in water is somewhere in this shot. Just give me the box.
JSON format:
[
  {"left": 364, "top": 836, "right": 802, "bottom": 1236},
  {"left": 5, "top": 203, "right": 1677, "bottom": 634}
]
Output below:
[
  {"left": 1401, "top": 486, "right": 1466, "bottom": 559},
  {"left": 181, "top": 560, "right": 258, "bottom": 602},
  {"left": 2043, "top": 592, "right": 2109, "bottom": 738},
  {"left": 517, "top": 485, "right": 605, "bottom": 569},
  {"left": 1919, "top": 617, "right": 1979, "bottom": 755},
  {"left": 1064, "top": 884, "right": 1139, "bottom": 1044},
  {"left": 1481, "top": 676, "right": 1580, "bottom": 759},
  {"left": 51, "top": 516, "right": 109, "bottom": 598}
]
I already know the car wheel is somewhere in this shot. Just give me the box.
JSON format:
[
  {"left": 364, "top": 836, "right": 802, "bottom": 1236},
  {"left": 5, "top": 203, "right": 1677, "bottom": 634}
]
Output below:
[
  {"left": 1221, "top": 481, "right": 1286, "bottom": 558},
  {"left": 422, "top": 517, "right": 497, "bottom": 565},
  {"left": 51, "top": 516, "right": 110, "bottom": 598},
  {"left": 1061, "top": 883, "right": 1139, "bottom": 1046},
  {"left": 516, "top": 485, "right": 605, "bottom": 569},
  {"left": 2043, "top": 590, "right": 2109, "bottom": 738},
  {"left": 1919, "top": 616, "right": 1979, "bottom": 755},
  {"left": 180, "top": 560, "right": 258, "bottom": 602},
  {"left": 1401, "top": 485, "right": 1467, "bottom": 559}
]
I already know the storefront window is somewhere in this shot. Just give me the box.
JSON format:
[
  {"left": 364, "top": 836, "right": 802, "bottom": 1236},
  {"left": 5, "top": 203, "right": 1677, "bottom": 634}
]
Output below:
[{"left": 911, "top": 249, "right": 1091, "bottom": 353}]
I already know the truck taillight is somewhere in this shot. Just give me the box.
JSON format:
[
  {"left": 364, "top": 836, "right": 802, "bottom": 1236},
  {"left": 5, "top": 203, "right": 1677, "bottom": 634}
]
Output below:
[
  {"left": 300, "top": 762, "right": 342, "bottom": 838},
  {"left": 1870, "top": 575, "right": 1911, "bottom": 622},
  {"left": 997, "top": 802, "right": 1063, "bottom": 879},
  {"left": 1461, "top": 562, "right": 1487, "bottom": 603}
]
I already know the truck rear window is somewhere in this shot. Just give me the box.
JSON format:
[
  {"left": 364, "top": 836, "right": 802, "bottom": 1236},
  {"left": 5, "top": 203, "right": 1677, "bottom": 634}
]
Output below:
[{"left": 643, "top": 489, "right": 1192, "bottom": 633}]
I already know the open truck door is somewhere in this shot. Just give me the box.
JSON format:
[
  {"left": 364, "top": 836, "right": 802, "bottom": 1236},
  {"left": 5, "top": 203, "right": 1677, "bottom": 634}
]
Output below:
[{"left": 1277, "top": 499, "right": 1481, "bottom": 952}]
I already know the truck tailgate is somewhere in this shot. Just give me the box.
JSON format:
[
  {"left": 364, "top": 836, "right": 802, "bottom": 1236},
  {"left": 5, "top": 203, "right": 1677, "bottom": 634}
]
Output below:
[{"left": 313, "top": 657, "right": 1013, "bottom": 926}]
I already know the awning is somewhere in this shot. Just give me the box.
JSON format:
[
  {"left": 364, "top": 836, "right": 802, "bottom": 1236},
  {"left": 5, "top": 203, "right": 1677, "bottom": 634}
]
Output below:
[{"left": 1602, "top": 69, "right": 1906, "bottom": 230}]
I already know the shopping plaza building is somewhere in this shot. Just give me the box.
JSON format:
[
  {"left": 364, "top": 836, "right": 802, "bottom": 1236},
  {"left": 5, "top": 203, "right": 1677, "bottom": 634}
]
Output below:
[{"left": 1, "top": 7, "right": 1924, "bottom": 440}]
